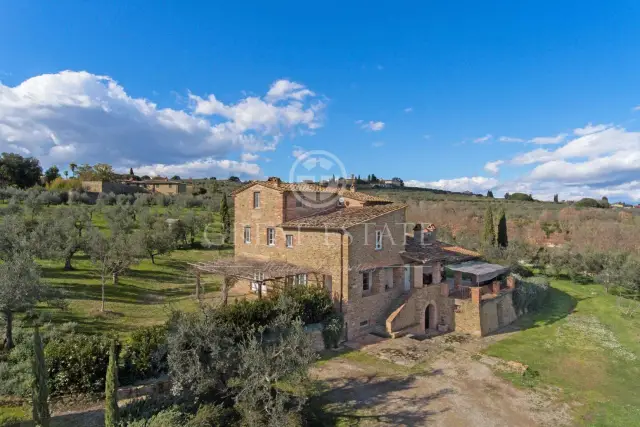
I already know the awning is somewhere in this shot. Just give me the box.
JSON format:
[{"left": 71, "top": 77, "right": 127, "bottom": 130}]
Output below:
[{"left": 446, "top": 261, "right": 509, "bottom": 283}]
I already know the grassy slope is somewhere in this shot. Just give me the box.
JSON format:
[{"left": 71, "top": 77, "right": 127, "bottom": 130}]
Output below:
[{"left": 485, "top": 279, "right": 640, "bottom": 426}]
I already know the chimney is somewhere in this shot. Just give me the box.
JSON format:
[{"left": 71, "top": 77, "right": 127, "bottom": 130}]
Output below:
[
  {"left": 413, "top": 224, "right": 424, "bottom": 244},
  {"left": 267, "top": 176, "right": 281, "bottom": 187},
  {"left": 350, "top": 174, "right": 356, "bottom": 192}
]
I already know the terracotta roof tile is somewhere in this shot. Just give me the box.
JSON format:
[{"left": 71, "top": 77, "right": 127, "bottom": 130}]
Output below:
[
  {"left": 280, "top": 204, "right": 406, "bottom": 229},
  {"left": 232, "top": 180, "right": 390, "bottom": 203}
]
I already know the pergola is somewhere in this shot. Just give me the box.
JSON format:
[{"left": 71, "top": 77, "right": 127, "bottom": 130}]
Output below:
[
  {"left": 189, "top": 257, "right": 326, "bottom": 301},
  {"left": 447, "top": 260, "right": 509, "bottom": 286}
]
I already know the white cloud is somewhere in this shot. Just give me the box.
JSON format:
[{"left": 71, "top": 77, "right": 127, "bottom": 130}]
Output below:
[
  {"left": 473, "top": 134, "right": 492, "bottom": 143},
  {"left": 573, "top": 123, "right": 611, "bottom": 136},
  {"left": 484, "top": 160, "right": 504, "bottom": 174},
  {"left": 405, "top": 176, "right": 498, "bottom": 193},
  {"left": 264, "top": 79, "right": 315, "bottom": 102},
  {"left": 356, "top": 120, "right": 385, "bottom": 132},
  {"left": 404, "top": 107, "right": 413, "bottom": 113},
  {"left": 240, "top": 152, "right": 259, "bottom": 162},
  {"left": 529, "top": 133, "right": 567, "bottom": 144},
  {"left": 634, "top": 105, "right": 640, "bottom": 111},
  {"left": 372, "top": 141, "right": 384, "bottom": 147},
  {"left": 133, "top": 158, "right": 261, "bottom": 179},
  {"left": 499, "top": 136, "right": 525, "bottom": 143},
  {"left": 0, "top": 71, "right": 323, "bottom": 179},
  {"left": 504, "top": 125, "right": 640, "bottom": 200},
  {"left": 292, "top": 146, "right": 309, "bottom": 160}
]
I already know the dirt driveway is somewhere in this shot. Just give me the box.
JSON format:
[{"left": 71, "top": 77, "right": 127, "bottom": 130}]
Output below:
[{"left": 311, "top": 333, "right": 571, "bottom": 427}]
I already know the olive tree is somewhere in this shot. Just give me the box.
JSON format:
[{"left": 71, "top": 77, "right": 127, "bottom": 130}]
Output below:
[
  {"left": 135, "top": 211, "right": 176, "bottom": 264},
  {"left": 0, "top": 252, "right": 60, "bottom": 350},
  {"left": 85, "top": 229, "right": 141, "bottom": 311}
]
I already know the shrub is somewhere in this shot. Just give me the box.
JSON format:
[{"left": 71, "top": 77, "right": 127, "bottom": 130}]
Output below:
[
  {"left": 278, "top": 286, "right": 333, "bottom": 324},
  {"left": 574, "top": 197, "right": 603, "bottom": 208},
  {"left": 121, "top": 326, "right": 168, "bottom": 383},
  {"left": 508, "top": 193, "right": 534, "bottom": 202},
  {"left": 97, "top": 192, "right": 117, "bottom": 206},
  {"left": 510, "top": 263, "right": 534, "bottom": 278},
  {"left": 512, "top": 275, "right": 550, "bottom": 314},
  {"left": 46, "top": 333, "right": 112, "bottom": 395},
  {"left": 322, "top": 313, "right": 344, "bottom": 349},
  {"left": 217, "top": 299, "right": 278, "bottom": 331},
  {"left": 46, "top": 177, "right": 82, "bottom": 191}
]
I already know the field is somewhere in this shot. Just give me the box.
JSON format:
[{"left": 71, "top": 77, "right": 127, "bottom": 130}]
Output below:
[{"left": 485, "top": 279, "right": 640, "bottom": 426}]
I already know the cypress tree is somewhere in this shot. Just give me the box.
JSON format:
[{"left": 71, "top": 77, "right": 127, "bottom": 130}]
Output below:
[
  {"left": 496, "top": 207, "right": 508, "bottom": 247},
  {"left": 486, "top": 190, "right": 494, "bottom": 198},
  {"left": 483, "top": 205, "right": 496, "bottom": 246},
  {"left": 32, "top": 327, "right": 50, "bottom": 427},
  {"left": 105, "top": 340, "right": 119, "bottom": 427},
  {"left": 220, "top": 193, "right": 231, "bottom": 244}
]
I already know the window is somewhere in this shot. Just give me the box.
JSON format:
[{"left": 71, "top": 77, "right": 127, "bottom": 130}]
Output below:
[
  {"left": 385, "top": 268, "right": 393, "bottom": 290},
  {"left": 253, "top": 191, "right": 260, "bottom": 208},
  {"left": 251, "top": 272, "right": 265, "bottom": 293},
  {"left": 286, "top": 234, "right": 293, "bottom": 248},
  {"left": 375, "top": 230, "right": 383, "bottom": 250},
  {"left": 285, "top": 275, "right": 294, "bottom": 287},
  {"left": 295, "top": 197, "right": 303, "bottom": 208},
  {"left": 267, "top": 228, "right": 275, "bottom": 246},
  {"left": 359, "top": 320, "right": 369, "bottom": 327},
  {"left": 168, "top": 184, "right": 172, "bottom": 188},
  {"left": 295, "top": 274, "right": 307, "bottom": 286},
  {"left": 362, "top": 271, "right": 372, "bottom": 292},
  {"left": 244, "top": 226, "right": 251, "bottom": 243}
]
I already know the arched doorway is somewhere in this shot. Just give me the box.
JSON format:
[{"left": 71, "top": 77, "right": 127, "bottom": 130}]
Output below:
[{"left": 425, "top": 304, "right": 437, "bottom": 331}]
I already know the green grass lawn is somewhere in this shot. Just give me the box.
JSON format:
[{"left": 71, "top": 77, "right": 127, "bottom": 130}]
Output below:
[
  {"left": 484, "top": 279, "right": 640, "bottom": 426},
  {"left": 38, "top": 245, "right": 235, "bottom": 335}
]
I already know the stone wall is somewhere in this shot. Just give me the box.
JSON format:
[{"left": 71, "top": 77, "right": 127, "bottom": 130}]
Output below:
[
  {"left": 480, "top": 289, "right": 518, "bottom": 335},
  {"left": 344, "top": 208, "right": 409, "bottom": 338},
  {"left": 454, "top": 299, "right": 482, "bottom": 336}
]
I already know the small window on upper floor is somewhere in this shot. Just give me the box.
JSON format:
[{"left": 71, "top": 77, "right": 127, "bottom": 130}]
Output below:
[
  {"left": 375, "top": 230, "right": 383, "bottom": 250},
  {"left": 244, "top": 226, "right": 251, "bottom": 243},
  {"left": 286, "top": 234, "right": 293, "bottom": 248},
  {"left": 267, "top": 227, "right": 276, "bottom": 246},
  {"left": 253, "top": 191, "right": 260, "bottom": 208}
]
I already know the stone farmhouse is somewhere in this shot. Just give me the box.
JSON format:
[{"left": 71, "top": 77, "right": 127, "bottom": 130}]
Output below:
[{"left": 219, "top": 177, "right": 519, "bottom": 341}]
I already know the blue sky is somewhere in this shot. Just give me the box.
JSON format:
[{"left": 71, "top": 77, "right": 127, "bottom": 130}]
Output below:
[{"left": 1, "top": 1, "right": 640, "bottom": 200}]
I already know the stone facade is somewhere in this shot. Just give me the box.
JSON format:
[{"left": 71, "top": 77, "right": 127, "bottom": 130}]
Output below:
[{"left": 232, "top": 180, "right": 522, "bottom": 341}]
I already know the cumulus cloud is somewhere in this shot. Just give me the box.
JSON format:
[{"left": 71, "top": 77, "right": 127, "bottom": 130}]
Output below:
[
  {"left": 484, "top": 160, "right": 504, "bottom": 174},
  {"left": 505, "top": 125, "right": 640, "bottom": 200},
  {"left": 529, "top": 133, "right": 567, "bottom": 144},
  {"left": 499, "top": 136, "right": 524, "bottom": 143},
  {"left": 405, "top": 176, "right": 498, "bottom": 193},
  {"left": 573, "top": 123, "right": 610, "bottom": 136},
  {"left": 133, "top": 158, "right": 261, "bottom": 179},
  {"left": 241, "top": 152, "right": 259, "bottom": 162},
  {"left": 473, "top": 134, "right": 492, "bottom": 143},
  {"left": 356, "top": 120, "right": 385, "bottom": 132},
  {"left": 0, "top": 71, "right": 323, "bottom": 179}
]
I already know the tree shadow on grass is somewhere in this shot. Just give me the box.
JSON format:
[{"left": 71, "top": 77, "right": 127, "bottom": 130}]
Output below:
[
  {"left": 306, "top": 374, "right": 454, "bottom": 426},
  {"left": 488, "top": 286, "right": 582, "bottom": 336}
]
